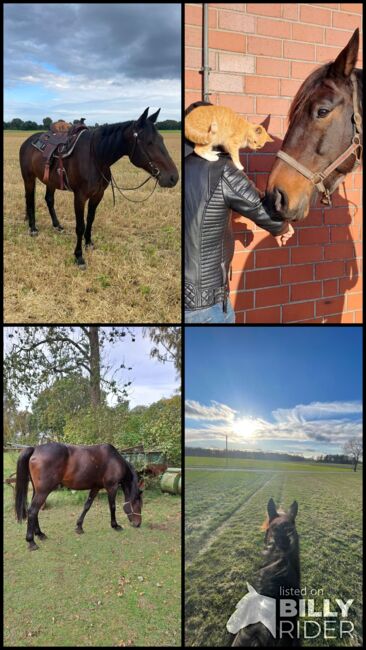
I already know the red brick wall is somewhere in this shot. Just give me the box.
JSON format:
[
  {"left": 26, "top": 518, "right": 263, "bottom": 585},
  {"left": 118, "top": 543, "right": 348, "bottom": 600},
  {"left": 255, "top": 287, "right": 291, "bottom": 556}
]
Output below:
[{"left": 185, "top": 3, "right": 363, "bottom": 323}]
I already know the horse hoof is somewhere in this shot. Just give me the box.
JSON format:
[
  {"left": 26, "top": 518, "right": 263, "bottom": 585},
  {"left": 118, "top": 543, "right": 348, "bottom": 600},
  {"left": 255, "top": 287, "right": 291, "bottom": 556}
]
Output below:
[
  {"left": 75, "top": 527, "right": 84, "bottom": 534},
  {"left": 29, "top": 229, "right": 39, "bottom": 237},
  {"left": 75, "top": 258, "right": 86, "bottom": 270},
  {"left": 85, "top": 241, "right": 94, "bottom": 250},
  {"left": 112, "top": 525, "right": 123, "bottom": 531},
  {"left": 28, "top": 542, "right": 39, "bottom": 551},
  {"left": 37, "top": 533, "right": 47, "bottom": 540},
  {"left": 54, "top": 225, "right": 64, "bottom": 232}
]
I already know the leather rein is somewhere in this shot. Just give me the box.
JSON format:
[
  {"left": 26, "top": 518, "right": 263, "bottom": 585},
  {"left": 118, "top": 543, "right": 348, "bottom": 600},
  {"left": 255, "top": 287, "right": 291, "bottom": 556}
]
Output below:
[
  {"left": 92, "top": 122, "right": 160, "bottom": 204},
  {"left": 276, "top": 72, "right": 362, "bottom": 205}
]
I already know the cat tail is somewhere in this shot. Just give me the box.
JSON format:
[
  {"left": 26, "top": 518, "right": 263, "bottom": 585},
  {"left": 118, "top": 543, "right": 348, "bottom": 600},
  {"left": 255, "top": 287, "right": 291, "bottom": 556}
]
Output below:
[{"left": 184, "top": 121, "right": 213, "bottom": 145}]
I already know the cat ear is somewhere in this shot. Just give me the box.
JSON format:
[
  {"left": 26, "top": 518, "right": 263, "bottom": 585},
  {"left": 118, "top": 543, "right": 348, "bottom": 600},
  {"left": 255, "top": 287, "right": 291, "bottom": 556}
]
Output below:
[
  {"left": 267, "top": 134, "right": 274, "bottom": 142},
  {"left": 255, "top": 126, "right": 264, "bottom": 135}
]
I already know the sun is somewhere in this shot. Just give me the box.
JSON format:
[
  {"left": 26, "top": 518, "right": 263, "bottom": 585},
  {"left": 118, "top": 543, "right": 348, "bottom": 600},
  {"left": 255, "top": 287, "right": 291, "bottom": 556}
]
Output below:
[{"left": 231, "top": 417, "right": 258, "bottom": 439}]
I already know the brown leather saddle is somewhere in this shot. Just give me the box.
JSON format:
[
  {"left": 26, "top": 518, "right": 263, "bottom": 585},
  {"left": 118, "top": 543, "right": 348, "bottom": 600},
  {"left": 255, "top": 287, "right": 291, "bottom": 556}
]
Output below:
[{"left": 32, "top": 120, "right": 88, "bottom": 190}]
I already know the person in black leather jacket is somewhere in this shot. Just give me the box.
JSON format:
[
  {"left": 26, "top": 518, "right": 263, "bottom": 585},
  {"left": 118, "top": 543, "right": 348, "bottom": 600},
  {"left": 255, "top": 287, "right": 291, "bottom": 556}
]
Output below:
[{"left": 185, "top": 101, "right": 294, "bottom": 324}]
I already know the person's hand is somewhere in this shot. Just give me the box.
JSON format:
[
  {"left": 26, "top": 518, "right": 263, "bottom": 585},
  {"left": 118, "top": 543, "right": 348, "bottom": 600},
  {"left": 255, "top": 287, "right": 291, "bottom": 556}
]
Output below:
[{"left": 274, "top": 223, "right": 294, "bottom": 247}]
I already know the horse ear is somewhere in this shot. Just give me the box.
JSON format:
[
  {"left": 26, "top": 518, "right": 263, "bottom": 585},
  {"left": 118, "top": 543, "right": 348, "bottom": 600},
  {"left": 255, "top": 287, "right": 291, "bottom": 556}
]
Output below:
[
  {"left": 267, "top": 498, "right": 278, "bottom": 521},
  {"left": 288, "top": 501, "right": 298, "bottom": 520},
  {"left": 148, "top": 108, "right": 161, "bottom": 123},
  {"left": 136, "top": 107, "right": 150, "bottom": 127},
  {"left": 330, "top": 28, "right": 359, "bottom": 78}
]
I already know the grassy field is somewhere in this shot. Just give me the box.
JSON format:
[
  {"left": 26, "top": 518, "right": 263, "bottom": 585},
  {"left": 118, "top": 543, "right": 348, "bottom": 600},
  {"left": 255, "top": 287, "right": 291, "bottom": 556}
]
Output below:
[
  {"left": 4, "top": 452, "right": 181, "bottom": 646},
  {"left": 185, "top": 455, "right": 354, "bottom": 471},
  {"left": 4, "top": 130, "right": 181, "bottom": 323},
  {"left": 185, "top": 462, "right": 362, "bottom": 647}
]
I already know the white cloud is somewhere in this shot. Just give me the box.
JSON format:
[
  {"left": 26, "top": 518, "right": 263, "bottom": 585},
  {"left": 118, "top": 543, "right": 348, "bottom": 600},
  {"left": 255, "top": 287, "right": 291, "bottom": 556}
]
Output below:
[{"left": 185, "top": 400, "right": 237, "bottom": 422}]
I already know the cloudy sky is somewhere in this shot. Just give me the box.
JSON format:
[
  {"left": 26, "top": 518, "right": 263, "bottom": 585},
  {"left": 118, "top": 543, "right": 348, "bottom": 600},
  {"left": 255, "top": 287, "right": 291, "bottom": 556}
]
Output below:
[
  {"left": 185, "top": 327, "right": 362, "bottom": 458},
  {"left": 4, "top": 3, "right": 181, "bottom": 124}
]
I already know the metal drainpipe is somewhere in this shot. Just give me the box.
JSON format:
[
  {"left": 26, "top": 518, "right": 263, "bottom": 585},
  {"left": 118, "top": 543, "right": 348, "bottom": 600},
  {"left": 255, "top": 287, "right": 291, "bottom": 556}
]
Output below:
[{"left": 201, "top": 3, "right": 211, "bottom": 101}]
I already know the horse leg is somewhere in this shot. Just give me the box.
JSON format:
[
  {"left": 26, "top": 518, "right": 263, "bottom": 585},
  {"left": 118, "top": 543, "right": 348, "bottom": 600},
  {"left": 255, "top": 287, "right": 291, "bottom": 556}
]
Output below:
[
  {"left": 45, "top": 187, "right": 64, "bottom": 232},
  {"left": 23, "top": 176, "right": 38, "bottom": 236},
  {"left": 34, "top": 511, "right": 48, "bottom": 540},
  {"left": 74, "top": 192, "right": 87, "bottom": 268},
  {"left": 26, "top": 492, "right": 48, "bottom": 551},
  {"left": 75, "top": 488, "right": 99, "bottom": 534},
  {"left": 85, "top": 193, "right": 104, "bottom": 249},
  {"left": 107, "top": 486, "right": 123, "bottom": 531}
]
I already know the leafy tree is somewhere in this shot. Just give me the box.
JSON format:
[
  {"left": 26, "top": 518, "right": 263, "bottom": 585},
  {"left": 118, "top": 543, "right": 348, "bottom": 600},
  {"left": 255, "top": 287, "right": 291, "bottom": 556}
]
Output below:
[
  {"left": 4, "top": 326, "right": 133, "bottom": 408},
  {"left": 43, "top": 117, "right": 52, "bottom": 129},
  {"left": 143, "top": 327, "right": 181, "bottom": 375},
  {"left": 140, "top": 396, "right": 181, "bottom": 465}
]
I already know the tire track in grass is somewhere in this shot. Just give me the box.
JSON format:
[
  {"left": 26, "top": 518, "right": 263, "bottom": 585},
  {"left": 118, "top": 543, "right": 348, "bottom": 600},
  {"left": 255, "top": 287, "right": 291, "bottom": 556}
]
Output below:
[{"left": 186, "top": 474, "right": 276, "bottom": 567}]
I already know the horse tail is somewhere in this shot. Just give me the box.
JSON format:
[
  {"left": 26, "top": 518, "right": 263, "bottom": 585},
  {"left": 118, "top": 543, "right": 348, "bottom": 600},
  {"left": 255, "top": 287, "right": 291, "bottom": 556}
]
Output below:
[{"left": 15, "top": 447, "right": 35, "bottom": 522}]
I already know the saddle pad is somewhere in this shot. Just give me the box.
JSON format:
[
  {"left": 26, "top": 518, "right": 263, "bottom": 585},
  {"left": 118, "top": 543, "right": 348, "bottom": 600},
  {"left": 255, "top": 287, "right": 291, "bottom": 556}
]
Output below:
[{"left": 32, "top": 128, "right": 87, "bottom": 158}]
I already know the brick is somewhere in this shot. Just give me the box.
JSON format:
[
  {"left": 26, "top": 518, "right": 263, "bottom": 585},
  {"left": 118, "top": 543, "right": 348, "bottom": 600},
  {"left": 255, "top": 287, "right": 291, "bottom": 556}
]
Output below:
[
  {"left": 292, "top": 23, "right": 324, "bottom": 43},
  {"left": 255, "top": 285, "right": 290, "bottom": 308},
  {"left": 322, "top": 279, "right": 338, "bottom": 297},
  {"left": 282, "top": 264, "right": 314, "bottom": 283},
  {"left": 291, "top": 282, "right": 322, "bottom": 302},
  {"left": 219, "top": 10, "right": 255, "bottom": 33},
  {"left": 245, "top": 306, "right": 281, "bottom": 323},
  {"left": 324, "top": 208, "right": 350, "bottom": 225},
  {"left": 354, "top": 310, "right": 362, "bottom": 323},
  {"left": 284, "top": 41, "right": 316, "bottom": 62},
  {"left": 185, "top": 91, "right": 203, "bottom": 108},
  {"left": 283, "top": 301, "right": 315, "bottom": 322},
  {"left": 332, "top": 11, "right": 362, "bottom": 30},
  {"left": 316, "top": 297, "right": 345, "bottom": 317},
  {"left": 257, "top": 17, "right": 291, "bottom": 38},
  {"left": 339, "top": 274, "right": 362, "bottom": 294},
  {"left": 247, "top": 4, "right": 281, "bottom": 17},
  {"left": 302, "top": 210, "right": 324, "bottom": 227},
  {"left": 185, "top": 25, "right": 202, "bottom": 48},
  {"left": 340, "top": 4, "right": 363, "bottom": 13},
  {"left": 185, "top": 4, "right": 203, "bottom": 26},
  {"left": 232, "top": 290, "right": 254, "bottom": 311},
  {"left": 185, "top": 69, "right": 202, "bottom": 90},
  {"left": 247, "top": 36, "right": 282, "bottom": 57},
  {"left": 255, "top": 247, "right": 290, "bottom": 268},
  {"left": 231, "top": 251, "right": 254, "bottom": 272},
  {"left": 257, "top": 96, "right": 290, "bottom": 115},
  {"left": 257, "top": 57, "right": 290, "bottom": 77},
  {"left": 282, "top": 4, "right": 299, "bottom": 20},
  {"left": 218, "top": 94, "right": 255, "bottom": 114},
  {"left": 325, "top": 29, "right": 357, "bottom": 47},
  {"left": 245, "top": 76, "right": 279, "bottom": 95},
  {"left": 219, "top": 52, "right": 255, "bottom": 74},
  {"left": 346, "top": 292, "right": 363, "bottom": 310},
  {"left": 229, "top": 272, "right": 244, "bottom": 292},
  {"left": 209, "top": 72, "right": 243, "bottom": 93},
  {"left": 298, "top": 227, "right": 329, "bottom": 245},
  {"left": 324, "top": 242, "right": 356, "bottom": 260},
  {"left": 291, "top": 245, "right": 323, "bottom": 264},
  {"left": 316, "top": 45, "right": 345, "bottom": 63},
  {"left": 209, "top": 30, "right": 246, "bottom": 52},
  {"left": 315, "top": 261, "right": 345, "bottom": 279},
  {"left": 245, "top": 268, "right": 280, "bottom": 289},
  {"left": 291, "top": 61, "right": 318, "bottom": 79},
  {"left": 280, "top": 78, "right": 302, "bottom": 98},
  {"left": 247, "top": 154, "right": 276, "bottom": 173},
  {"left": 185, "top": 47, "right": 202, "bottom": 70},
  {"left": 300, "top": 5, "right": 331, "bottom": 25}
]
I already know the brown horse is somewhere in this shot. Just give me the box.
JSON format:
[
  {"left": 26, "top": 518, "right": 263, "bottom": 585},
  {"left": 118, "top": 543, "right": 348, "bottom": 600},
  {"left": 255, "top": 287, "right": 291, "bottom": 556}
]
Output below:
[
  {"left": 15, "top": 442, "right": 144, "bottom": 551},
  {"left": 266, "top": 29, "right": 362, "bottom": 221},
  {"left": 19, "top": 107, "right": 179, "bottom": 267},
  {"left": 229, "top": 498, "right": 300, "bottom": 646}
]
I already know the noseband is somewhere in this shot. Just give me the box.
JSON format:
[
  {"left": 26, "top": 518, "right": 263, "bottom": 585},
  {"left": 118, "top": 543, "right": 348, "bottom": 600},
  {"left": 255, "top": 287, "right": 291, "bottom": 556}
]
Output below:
[
  {"left": 123, "top": 500, "right": 142, "bottom": 518},
  {"left": 276, "top": 72, "right": 362, "bottom": 205}
]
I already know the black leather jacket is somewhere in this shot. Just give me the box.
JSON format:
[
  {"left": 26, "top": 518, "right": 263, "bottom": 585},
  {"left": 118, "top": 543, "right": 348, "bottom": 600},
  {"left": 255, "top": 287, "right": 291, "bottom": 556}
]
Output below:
[{"left": 185, "top": 151, "right": 289, "bottom": 312}]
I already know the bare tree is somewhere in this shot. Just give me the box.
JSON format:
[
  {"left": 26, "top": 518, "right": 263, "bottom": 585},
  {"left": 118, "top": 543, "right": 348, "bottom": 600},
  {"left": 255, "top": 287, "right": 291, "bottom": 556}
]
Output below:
[{"left": 343, "top": 438, "right": 362, "bottom": 472}]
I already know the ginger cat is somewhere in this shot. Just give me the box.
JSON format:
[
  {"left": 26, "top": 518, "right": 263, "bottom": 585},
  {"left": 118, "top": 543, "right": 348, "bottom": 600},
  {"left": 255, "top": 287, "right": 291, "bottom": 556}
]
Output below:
[
  {"left": 185, "top": 105, "right": 273, "bottom": 170},
  {"left": 50, "top": 119, "right": 72, "bottom": 133}
]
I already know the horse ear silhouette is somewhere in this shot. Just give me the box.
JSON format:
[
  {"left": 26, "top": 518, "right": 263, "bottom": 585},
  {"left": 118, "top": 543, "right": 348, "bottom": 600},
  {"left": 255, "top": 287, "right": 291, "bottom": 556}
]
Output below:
[
  {"left": 267, "top": 498, "right": 278, "bottom": 521},
  {"left": 288, "top": 500, "right": 298, "bottom": 520},
  {"left": 330, "top": 27, "right": 359, "bottom": 78},
  {"left": 136, "top": 107, "right": 150, "bottom": 126},
  {"left": 148, "top": 108, "right": 161, "bottom": 123}
]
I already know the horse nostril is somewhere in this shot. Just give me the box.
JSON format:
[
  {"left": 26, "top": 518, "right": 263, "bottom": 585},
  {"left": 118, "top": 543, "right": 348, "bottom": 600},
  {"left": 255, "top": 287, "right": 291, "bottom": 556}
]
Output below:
[{"left": 274, "top": 187, "right": 287, "bottom": 213}]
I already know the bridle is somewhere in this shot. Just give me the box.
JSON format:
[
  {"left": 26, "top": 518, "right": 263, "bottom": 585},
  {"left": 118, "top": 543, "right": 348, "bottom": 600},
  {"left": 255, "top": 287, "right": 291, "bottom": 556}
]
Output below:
[
  {"left": 123, "top": 500, "right": 142, "bottom": 518},
  {"left": 129, "top": 122, "right": 161, "bottom": 180},
  {"left": 276, "top": 72, "right": 362, "bottom": 205}
]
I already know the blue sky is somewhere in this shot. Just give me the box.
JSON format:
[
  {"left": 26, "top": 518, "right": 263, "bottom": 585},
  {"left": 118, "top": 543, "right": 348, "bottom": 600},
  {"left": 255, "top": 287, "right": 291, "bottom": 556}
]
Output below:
[
  {"left": 185, "top": 327, "right": 362, "bottom": 458},
  {"left": 4, "top": 3, "right": 181, "bottom": 124}
]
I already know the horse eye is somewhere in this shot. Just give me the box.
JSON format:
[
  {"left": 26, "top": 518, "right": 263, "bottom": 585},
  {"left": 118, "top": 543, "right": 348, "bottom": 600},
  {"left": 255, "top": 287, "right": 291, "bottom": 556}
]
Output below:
[{"left": 317, "top": 108, "right": 330, "bottom": 118}]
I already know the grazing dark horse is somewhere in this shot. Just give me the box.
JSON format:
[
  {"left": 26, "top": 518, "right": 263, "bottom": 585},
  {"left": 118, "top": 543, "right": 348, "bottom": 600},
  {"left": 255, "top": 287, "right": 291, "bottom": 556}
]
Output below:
[
  {"left": 15, "top": 442, "right": 144, "bottom": 551},
  {"left": 266, "top": 28, "right": 362, "bottom": 221},
  {"left": 19, "top": 107, "right": 179, "bottom": 268},
  {"left": 229, "top": 498, "right": 300, "bottom": 646}
]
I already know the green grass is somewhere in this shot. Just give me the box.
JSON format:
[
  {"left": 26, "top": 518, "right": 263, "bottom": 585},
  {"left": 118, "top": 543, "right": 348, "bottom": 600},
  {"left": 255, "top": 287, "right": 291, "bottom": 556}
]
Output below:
[
  {"left": 185, "top": 465, "right": 362, "bottom": 647},
  {"left": 185, "top": 455, "right": 354, "bottom": 471},
  {"left": 4, "top": 453, "right": 181, "bottom": 646}
]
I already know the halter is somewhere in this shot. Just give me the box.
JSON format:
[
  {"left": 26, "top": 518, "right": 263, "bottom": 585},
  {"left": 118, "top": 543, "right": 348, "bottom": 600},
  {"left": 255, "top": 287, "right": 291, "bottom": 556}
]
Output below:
[
  {"left": 123, "top": 500, "right": 142, "bottom": 518},
  {"left": 276, "top": 72, "right": 362, "bottom": 205}
]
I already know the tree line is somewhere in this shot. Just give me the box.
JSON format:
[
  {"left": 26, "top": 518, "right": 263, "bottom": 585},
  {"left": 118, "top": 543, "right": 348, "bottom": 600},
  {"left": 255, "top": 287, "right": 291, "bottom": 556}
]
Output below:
[{"left": 3, "top": 117, "right": 181, "bottom": 131}]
